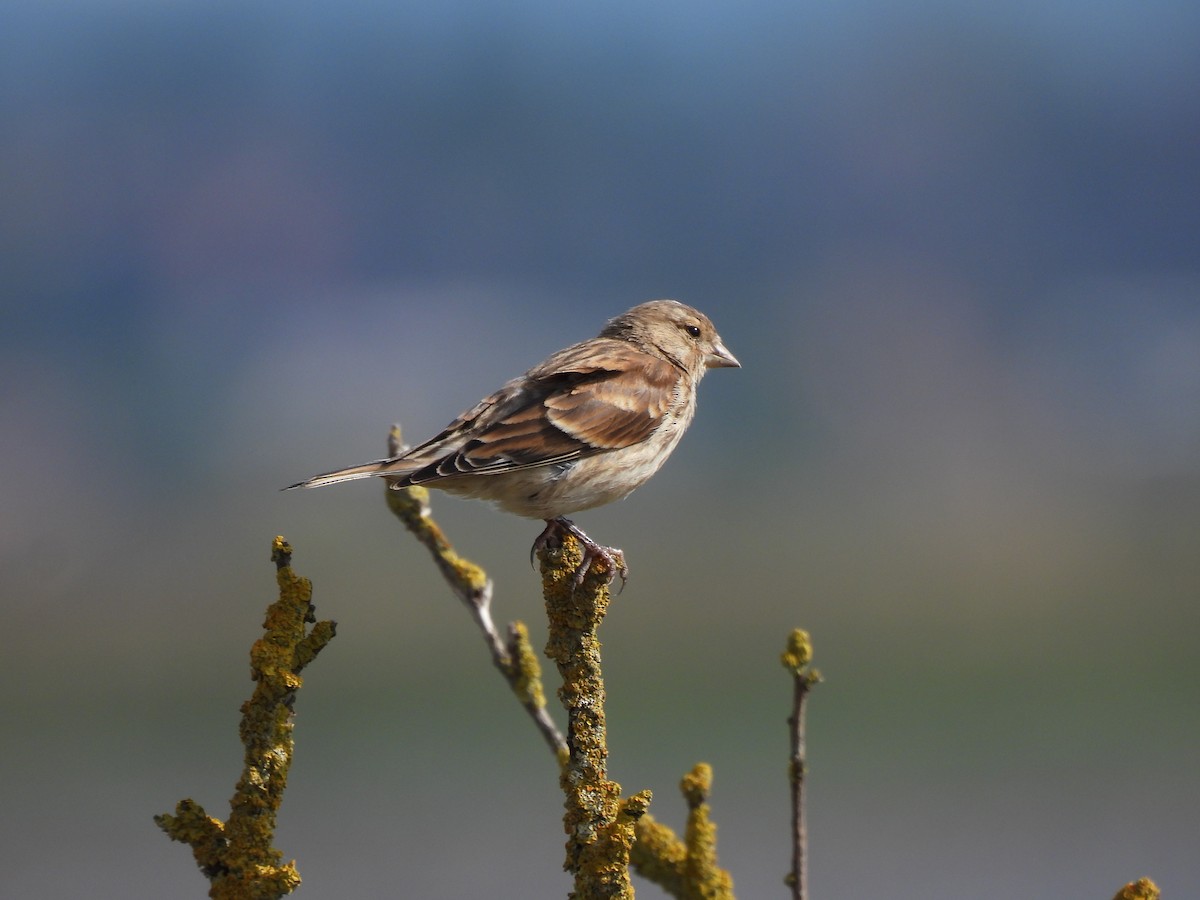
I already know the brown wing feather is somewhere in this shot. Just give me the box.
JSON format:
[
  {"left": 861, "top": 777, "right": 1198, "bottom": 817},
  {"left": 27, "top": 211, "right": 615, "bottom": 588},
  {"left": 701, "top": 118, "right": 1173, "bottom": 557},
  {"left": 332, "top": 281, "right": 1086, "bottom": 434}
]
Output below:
[
  {"left": 393, "top": 339, "right": 680, "bottom": 485},
  {"left": 543, "top": 357, "right": 678, "bottom": 448}
]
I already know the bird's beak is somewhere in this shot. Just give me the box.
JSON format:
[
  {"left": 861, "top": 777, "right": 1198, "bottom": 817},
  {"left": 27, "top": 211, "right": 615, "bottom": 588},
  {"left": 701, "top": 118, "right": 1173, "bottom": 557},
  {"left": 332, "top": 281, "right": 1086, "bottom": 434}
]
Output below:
[{"left": 706, "top": 340, "right": 741, "bottom": 369}]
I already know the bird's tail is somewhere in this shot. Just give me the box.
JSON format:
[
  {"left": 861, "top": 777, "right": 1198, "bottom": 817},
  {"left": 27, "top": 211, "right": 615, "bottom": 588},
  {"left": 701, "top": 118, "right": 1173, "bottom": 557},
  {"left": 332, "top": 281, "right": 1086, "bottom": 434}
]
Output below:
[{"left": 283, "top": 458, "right": 399, "bottom": 490}]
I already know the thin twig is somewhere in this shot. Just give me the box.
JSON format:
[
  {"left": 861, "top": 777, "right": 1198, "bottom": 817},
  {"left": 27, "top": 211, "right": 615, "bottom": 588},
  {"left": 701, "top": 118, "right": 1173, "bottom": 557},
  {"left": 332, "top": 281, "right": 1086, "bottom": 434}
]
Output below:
[
  {"left": 781, "top": 629, "right": 821, "bottom": 900},
  {"left": 382, "top": 425, "right": 567, "bottom": 760}
]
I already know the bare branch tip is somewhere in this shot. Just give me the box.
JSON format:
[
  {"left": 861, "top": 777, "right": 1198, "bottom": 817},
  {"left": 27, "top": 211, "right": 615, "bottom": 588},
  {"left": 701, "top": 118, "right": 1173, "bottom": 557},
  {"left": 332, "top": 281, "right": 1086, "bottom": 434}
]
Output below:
[
  {"left": 680, "top": 763, "right": 713, "bottom": 806},
  {"left": 271, "top": 536, "right": 293, "bottom": 569},
  {"left": 386, "top": 423, "right": 410, "bottom": 457},
  {"left": 620, "top": 790, "right": 653, "bottom": 820},
  {"left": 780, "top": 628, "right": 813, "bottom": 675}
]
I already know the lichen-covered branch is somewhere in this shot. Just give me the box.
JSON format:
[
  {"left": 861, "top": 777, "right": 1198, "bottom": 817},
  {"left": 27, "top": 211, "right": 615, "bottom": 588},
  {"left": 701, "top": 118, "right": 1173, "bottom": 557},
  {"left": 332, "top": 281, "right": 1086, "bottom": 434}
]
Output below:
[
  {"left": 781, "top": 629, "right": 821, "bottom": 900},
  {"left": 630, "top": 813, "right": 688, "bottom": 895},
  {"left": 680, "top": 764, "right": 734, "bottom": 899},
  {"left": 539, "top": 533, "right": 648, "bottom": 899},
  {"left": 155, "top": 536, "right": 336, "bottom": 899},
  {"left": 383, "top": 423, "right": 728, "bottom": 896},
  {"left": 629, "top": 764, "right": 735, "bottom": 899},
  {"left": 382, "top": 424, "right": 566, "bottom": 761}
]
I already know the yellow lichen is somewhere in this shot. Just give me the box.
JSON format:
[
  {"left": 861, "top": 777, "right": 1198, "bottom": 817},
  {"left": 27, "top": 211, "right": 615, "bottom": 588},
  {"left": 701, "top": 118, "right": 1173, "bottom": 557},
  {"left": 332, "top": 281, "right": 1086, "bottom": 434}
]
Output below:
[
  {"left": 1112, "top": 878, "right": 1160, "bottom": 900},
  {"left": 630, "top": 765, "right": 734, "bottom": 899},
  {"left": 780, "top": 629, "right": 812, "bottom": 674},
  {"left": 681, "top": 763, "right": 712, "bottom": 805},
  {"left": 631, "top": 814, "right": 688, "bottom": 892},
  {"left": 509, "top": 621, "right": 547, "bottom": 710},
  {"left": 682, "top": 764, "right": 734, "bottom": 900}
]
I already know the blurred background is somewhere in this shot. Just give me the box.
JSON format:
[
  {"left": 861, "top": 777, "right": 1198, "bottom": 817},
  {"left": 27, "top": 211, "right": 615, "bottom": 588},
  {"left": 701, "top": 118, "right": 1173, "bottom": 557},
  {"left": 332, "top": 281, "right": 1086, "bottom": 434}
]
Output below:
[{"left": 3, "top": 0, "right": 1198, "bottom": 897}]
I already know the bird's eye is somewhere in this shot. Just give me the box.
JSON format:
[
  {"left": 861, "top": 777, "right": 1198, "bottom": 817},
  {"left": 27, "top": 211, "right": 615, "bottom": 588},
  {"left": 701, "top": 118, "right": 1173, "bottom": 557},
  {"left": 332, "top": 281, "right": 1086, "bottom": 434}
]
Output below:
[{"left": 683, "top": 324, "right": 701, "bottom": 338}]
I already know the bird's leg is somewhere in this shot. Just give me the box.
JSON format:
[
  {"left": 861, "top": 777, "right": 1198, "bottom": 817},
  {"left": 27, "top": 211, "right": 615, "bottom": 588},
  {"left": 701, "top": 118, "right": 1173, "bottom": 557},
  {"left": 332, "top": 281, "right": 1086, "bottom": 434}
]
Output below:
[{"left": 532, "top": 517, "right": 628, "bottom": 590}]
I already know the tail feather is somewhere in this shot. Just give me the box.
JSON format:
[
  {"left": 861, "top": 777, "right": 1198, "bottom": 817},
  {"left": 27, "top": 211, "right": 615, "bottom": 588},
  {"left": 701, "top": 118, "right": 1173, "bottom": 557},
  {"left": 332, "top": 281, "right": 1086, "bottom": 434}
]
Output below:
[{"left": 284, "top": 458, "right": 396, "bottom": 490}]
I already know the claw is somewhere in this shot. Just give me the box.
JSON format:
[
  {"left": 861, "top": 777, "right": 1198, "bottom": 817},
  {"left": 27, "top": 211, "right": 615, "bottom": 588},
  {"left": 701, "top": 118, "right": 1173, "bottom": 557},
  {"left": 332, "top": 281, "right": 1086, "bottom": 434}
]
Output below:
[{"left": 531, "top": 517, "right": 628, "bottom": 591}]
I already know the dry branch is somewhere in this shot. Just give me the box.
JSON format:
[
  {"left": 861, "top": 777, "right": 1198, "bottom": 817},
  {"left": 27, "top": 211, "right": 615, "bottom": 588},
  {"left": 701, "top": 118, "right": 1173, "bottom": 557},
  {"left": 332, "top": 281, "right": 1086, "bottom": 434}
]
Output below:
[
  {"left": 781, "top": 628, "right": 821, "bottom": 900},
  {"left": 381, "top": 424, "right": 566, "bottom": 760}
]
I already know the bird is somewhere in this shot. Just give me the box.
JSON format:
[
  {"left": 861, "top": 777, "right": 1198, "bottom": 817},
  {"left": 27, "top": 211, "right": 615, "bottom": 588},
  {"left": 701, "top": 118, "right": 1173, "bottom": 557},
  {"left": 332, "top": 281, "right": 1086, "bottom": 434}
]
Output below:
[{"left": 285, "top": 299, "right": 740, "bottom": 585}]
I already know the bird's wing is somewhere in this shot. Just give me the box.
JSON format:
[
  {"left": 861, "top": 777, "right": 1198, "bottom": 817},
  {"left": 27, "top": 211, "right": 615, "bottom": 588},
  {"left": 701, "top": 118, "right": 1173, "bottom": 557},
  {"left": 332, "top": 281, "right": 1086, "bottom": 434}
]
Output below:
[{"left": 393, "top": 339, "right": 680, "bottom": 484}]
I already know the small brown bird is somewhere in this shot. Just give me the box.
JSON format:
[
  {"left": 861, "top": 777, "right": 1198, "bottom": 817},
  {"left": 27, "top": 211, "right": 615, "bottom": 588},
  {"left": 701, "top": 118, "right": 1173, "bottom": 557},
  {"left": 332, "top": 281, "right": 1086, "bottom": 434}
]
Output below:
[{"left": 286, "top": 299, "right": 739, "bottom": 584}]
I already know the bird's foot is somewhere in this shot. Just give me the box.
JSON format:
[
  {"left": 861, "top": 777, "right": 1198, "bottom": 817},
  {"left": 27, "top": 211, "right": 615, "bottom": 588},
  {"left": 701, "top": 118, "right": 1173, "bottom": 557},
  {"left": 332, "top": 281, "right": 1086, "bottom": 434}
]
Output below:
[{"left": 532, "top": 518, "right": 628, "bottom": 591}]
